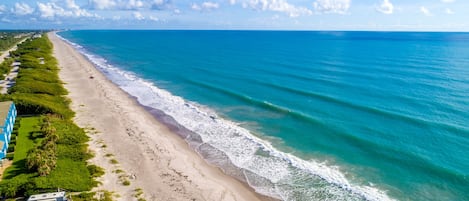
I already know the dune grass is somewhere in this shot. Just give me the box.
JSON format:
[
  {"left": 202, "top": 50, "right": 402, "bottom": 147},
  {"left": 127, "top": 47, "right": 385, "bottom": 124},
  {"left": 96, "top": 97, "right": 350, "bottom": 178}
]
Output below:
[{"left": 0, "top": 34, "right": 102, "bottom": 198}]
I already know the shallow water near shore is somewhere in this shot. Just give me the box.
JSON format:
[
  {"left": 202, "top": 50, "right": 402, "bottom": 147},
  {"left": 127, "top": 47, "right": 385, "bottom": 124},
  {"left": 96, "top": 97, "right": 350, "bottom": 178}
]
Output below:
[{"left": 58, "top": 31, "right": 469, "bottom": 201}]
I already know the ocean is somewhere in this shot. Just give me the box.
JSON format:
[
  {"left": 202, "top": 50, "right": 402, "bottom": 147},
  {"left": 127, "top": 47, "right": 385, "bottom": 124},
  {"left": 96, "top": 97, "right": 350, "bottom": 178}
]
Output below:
[{"left": 57, "top": 30, "right": 469, "bottom": 201}]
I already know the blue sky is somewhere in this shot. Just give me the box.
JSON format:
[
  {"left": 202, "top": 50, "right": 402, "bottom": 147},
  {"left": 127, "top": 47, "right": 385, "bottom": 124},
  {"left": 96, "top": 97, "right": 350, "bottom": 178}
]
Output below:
[{"left": 0, "top": 0, "right": 467, "bottom": 30}]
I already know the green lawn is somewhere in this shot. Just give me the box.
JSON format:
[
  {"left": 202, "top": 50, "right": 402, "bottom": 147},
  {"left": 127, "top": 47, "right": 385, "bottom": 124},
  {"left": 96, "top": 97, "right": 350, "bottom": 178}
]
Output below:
[{"left": 2, "top": 117, "right": 42, "bottom": 179}]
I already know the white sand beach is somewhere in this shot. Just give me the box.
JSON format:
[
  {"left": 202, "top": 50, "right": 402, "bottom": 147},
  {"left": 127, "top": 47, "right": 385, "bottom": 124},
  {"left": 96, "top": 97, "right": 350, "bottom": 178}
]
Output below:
[{"left": 48, "top": 32, "right": 264, "bottom": 201}]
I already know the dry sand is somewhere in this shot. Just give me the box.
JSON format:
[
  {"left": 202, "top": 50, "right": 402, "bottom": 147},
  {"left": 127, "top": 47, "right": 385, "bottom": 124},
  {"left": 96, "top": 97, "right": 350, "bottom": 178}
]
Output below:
[{"left": 48, "top": 32, "right": 263, "bottom": 201}]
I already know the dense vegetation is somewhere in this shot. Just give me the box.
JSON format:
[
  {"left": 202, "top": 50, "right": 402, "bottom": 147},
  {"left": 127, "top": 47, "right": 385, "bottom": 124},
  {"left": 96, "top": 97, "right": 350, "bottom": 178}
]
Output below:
[
  {"left": 0, "top": 31, "right": 29, "bottom": 51},
  {"left": 0, "top": 34, "right": 103, "bottom": 198},
  {"left": 4, "top": 35, "right": 73, "bottom": 119},
  {"left": 0, "top": 57, "right": 14, "bottom": 80}
]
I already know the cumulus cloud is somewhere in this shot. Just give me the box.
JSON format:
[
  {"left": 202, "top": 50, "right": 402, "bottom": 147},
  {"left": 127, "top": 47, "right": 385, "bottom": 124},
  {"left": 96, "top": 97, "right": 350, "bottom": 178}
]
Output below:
[
  {"left": 376, "top": 0, "right": 393, "bottom": 14},
  {"left": 38, "top": 2, "right": 71, "bottom": 18},
  {"left": 133, "top": 11, "right": 144, "bottom": 20},
  {"left": 37, "top": 1, "right": 95, "bottom": 19},
  {"left": 244, "top": 0, "right": 312, "bottom": 17},
  {"left": 149, "top": 15, "right": 159, "bottom": 21},
  {"left": 313, "top": 0, "right": 350, "bottom": 14},
  {"left": 173, "top": 8, "right": 181, "bottom": 14},
  {"left": 445, "top": 8, "right": 454, "bottom": 14},
  {"left": 202, "top": 2, "right": 219, "bottom": 9},
  {"left": 151, "top": 0, "right": 171, "bottom": 10},
  {"left": 192, "top": 2, "right": 219, "bottom": 11},
  {"left": 125, "top": 0, "right": 144, "bottom": 10},
  {"left": 441, "top": 0, "right": 455, "bottom": 3},
  {"left": 12, "top": 2, "right": 35, "bottom": 15},
  {"left": 420, "top": 6, "right": 431, "bottom": 16},
  {"left": 229, "top": 0, "right": 236, "bottom": 5},
  {"left": 89, "top": 0, "right": 117, "bottom": 10},
  {"left": 66, "top": 0, "right": 95, "bottom": 17}
]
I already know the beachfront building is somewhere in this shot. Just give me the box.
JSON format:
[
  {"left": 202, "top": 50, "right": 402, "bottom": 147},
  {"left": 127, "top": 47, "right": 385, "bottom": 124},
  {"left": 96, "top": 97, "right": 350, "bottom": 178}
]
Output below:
[
  {"left": 0, "top": 101, "right": 16, "bottom": 159},
  {"left": 27, "top": 191, "right": 68, "bottom": 201}
]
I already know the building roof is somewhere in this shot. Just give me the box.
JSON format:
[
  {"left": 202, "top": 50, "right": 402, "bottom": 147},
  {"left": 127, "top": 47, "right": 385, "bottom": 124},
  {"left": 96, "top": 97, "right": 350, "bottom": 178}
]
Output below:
[
  {"left": 0, "top": 101, "right": 13, "bottom": 127},
  {"left": 27, "top": 192, "right": 66, "bottom": 201}
]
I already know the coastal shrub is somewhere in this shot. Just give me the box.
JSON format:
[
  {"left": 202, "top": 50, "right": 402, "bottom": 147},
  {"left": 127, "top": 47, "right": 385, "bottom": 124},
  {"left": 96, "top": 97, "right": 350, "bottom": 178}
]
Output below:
[
  {"left": 0, "top": 35, "right": 100, "bottom": 198},
  {"left": 2, "top": 34, "right": 74, "bottom": 119},
  {"left": 71, "top": 192, "right": 96, "bottom": 201},
  {"left": 71, "top": 191, "right": 115, "bottom": 201},
  {"left": 0, "top": 57, "right": 14, "bottom": 80},
  {"left": 52, "top": 118, "right": 89, "bottom": 145},
  {"left": 26, "top": 147, "right": 57, "bottom": 176},
  {"left": 7, "top": 146, "right": 14, "bottom": 152},
  {"left": 57, "top": 144, "right": 91, "bottom": 161},
  {"left": 9, "top": 81, "right": 67, "bottom": 96},
  {"left": 34, "top": 158, "right": 96, "bottom": 192},
  {"left": 25, "top": 115, "right": 59, "bottom": 176},
  {"left": 87, "top": 165, "right": 105, "bottom": 178},
  {"left": 6, "top": 153, "right": 14, "bottom": 160},
  {"left": 7, "top": 93, "right": 74, "bottom": 119},
  {"left": 0, "top": 174, "right": 35, "bottom": 197},
  {"left": 16, "top": 69, "right": 59, "bottom": 83}
]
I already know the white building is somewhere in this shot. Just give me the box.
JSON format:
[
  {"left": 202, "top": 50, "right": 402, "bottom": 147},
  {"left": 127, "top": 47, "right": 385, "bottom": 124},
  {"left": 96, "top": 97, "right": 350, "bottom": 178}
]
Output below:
[{"left": 27, "top": 191, "right": 68, "bottom": 201}]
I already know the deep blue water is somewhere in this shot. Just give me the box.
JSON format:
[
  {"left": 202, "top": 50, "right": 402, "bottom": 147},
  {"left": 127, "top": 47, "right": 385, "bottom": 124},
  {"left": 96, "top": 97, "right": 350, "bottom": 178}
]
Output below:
[{"left": 58, "top": 30, "right": 469, "bottom": 201}]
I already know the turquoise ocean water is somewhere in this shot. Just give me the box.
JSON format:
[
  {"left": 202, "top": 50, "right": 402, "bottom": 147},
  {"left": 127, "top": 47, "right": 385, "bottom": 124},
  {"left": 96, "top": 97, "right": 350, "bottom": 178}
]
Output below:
[{"left": 58, "top": 31, "right": 469, "bottom": 201}]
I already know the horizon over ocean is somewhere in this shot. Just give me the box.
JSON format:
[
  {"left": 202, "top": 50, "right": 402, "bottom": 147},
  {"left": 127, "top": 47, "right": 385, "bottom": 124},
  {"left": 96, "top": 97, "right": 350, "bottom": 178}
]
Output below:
[{"left": 57, "top": 30, "right": 469, "bottom": 201}]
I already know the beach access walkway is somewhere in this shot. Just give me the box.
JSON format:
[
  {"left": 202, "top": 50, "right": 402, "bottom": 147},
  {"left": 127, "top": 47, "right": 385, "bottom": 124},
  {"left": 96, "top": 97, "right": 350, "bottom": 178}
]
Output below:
[{"left": 0, "top": 38, "right": 27, "bottom": 94}]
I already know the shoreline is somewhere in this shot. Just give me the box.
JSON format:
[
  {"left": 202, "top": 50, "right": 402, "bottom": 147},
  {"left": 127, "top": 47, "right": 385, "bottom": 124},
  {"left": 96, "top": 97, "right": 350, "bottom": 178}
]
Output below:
[{"left": 48, "top": 32, "right": 267, "bottom": 201}]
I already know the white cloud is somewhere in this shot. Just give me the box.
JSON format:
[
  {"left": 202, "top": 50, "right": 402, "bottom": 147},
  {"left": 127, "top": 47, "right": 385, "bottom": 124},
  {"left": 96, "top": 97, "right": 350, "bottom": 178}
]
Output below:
[
  {"left": 132, "top": 11, "right": 144, "bottom": 20},
  {"left": 37, "top": 1, "right": 95, "bottom": 19},
  {"left": 229, "top": 0, "right": 236, "bottom": 5},
  {"left": 0, "top": 5, "right": 6, "bottom": 14},
  {"left": 202, "top": 2, "right": 219, "bottom": 9},
  {"left": 66, "top": 0, "right": 94, "bottom": 17},
  {"left": 38, "top": 2, "right": 70, "bottom": 18},
  {"left": 89, "top": 0, "right": 117, "bottom": 10},
  {"left": 173, "top": 8, "right": 181, "bottom": 14},
  {"left": 191, "top": 4, "right": 201, "bottom": 10},
  {"left": 313, "top": 0, "right": 350, "bottom": 14},
  {"left": 245, "top": 0, "right": 312, "bottom": 18},
  {"left": 66, "top": 0, "right": 80, "bottom": 10},
  {"left": 445, "top": 8, "right": 454, "bottom": 14},
  {"left": 12, "top": 3, "right": 34, "bottom": 15},
  {"left": 125, "top": 0, "right": 144, "bottom": 10},
  {"left": 376, "top": 0, "right": 393, "bottom": 14},
  {"left": 192, "top": 1, "right": 219, "bottom": 11},
  {"left": 420, "top": 6, "right": 431, "bottom": 16},
  {"left": 441, "top": 0, "right": 455, "bottom": 3},
  {"left": 149, "top": 15, "right": 159, "bottom": 21}
]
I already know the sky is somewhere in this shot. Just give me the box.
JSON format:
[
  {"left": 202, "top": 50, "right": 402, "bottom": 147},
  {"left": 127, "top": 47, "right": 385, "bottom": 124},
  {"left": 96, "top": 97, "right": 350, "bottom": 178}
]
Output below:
[{"left": 0, "top": 0, "right": 468, "bottom": 31}]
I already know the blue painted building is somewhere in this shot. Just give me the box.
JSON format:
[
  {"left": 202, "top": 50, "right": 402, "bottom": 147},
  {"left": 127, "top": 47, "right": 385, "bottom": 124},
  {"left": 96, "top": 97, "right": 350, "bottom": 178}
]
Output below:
[{"left": 0, "top": 101, "right": 16, "bottom": 159}]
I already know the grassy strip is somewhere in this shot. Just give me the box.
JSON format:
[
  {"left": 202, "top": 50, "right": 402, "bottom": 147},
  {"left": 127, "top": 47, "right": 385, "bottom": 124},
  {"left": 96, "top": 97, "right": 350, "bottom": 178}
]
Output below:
[
  {"left": 0, "top": 34, "right": 102, "bottom": 198},
  {"left": 2, "top": 117, "right": 42, "bottom": 179}
]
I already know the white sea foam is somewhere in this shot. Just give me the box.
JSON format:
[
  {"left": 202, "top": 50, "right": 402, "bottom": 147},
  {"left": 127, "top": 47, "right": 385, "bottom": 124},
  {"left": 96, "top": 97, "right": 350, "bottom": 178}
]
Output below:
[{"left": 56, "top": 33, "right": 396, "bottom": 201}]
